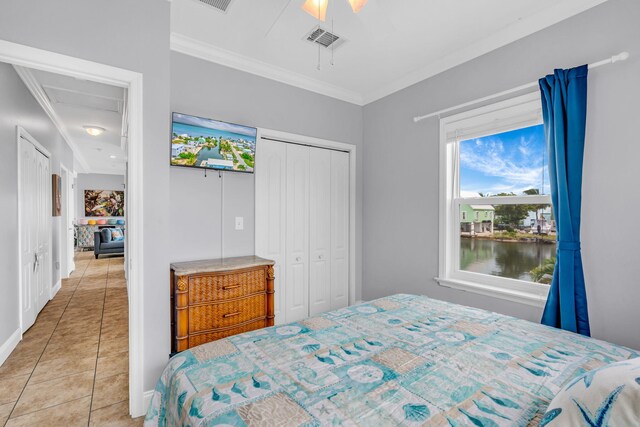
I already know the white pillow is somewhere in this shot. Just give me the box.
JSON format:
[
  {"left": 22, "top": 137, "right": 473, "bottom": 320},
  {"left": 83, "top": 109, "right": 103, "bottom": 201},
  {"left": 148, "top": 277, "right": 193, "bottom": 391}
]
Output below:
[{"left": 541, "top": 357, "right": 640, "bottom": 426}]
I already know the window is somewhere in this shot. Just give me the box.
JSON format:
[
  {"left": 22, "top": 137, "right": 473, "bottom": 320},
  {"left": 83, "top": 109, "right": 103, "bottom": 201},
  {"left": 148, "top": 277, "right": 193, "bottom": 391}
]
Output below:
[{"left": 438, "top": 93, "right": 553, "bottom": 307}]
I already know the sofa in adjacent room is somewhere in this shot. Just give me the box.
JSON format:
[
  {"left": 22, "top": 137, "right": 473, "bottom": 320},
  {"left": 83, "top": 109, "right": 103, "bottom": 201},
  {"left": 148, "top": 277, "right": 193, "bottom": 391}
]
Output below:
[{"left": 94, "top": 228, "right": 125, "bottom": 258}]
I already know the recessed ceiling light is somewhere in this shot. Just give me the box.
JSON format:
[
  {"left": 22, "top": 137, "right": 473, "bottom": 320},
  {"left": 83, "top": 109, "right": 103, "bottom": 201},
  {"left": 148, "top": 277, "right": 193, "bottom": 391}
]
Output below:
[
  {"left": 110, "top": 155, "right": 117, "bottom": 159},
  {"left": 83, "top": 125, "right": 105, "bottom": 136}
]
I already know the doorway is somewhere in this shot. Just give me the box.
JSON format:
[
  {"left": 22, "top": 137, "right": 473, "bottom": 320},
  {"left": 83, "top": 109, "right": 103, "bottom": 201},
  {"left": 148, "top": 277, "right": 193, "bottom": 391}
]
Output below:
[{"left": 0, "top": 39, "right": 145, "bottom": 417}]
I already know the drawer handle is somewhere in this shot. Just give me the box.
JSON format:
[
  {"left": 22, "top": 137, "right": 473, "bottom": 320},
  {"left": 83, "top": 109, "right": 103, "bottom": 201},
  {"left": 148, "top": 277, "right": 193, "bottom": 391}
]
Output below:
[
  {"left": 222, "top": 284, "right": 241, "bottom": 290},
  {"left": 223, "top": 312, "right": 241, "bottom": 318}
]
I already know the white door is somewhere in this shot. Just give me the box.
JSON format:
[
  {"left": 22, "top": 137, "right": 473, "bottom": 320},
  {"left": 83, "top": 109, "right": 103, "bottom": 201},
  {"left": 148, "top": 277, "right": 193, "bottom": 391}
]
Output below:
[
  {"left": 255, "top": 135, "right": 353, "bottom": 323},
  {"left": 59, "top": 166, "right": 75, "bottom": 278},
  {"left": 255, "top": 139, "right": 287, "bottom": 324},
  {"left": 309, "top": 147, "right": 331, "bottom": 316},
  {"left": 66, "top": 171, "right": 75, "bottom": 274},
  {"left": 285, "top": 144, "right": 309, "bottom": 323},
  {"left": 34, "top": 145, "right": 51, "bottom": 314},
  {"left": 19, "top": 137, "right": 37, "bottom": 330},
  {"left": 19, "top": 132, "right": 52, "bottom": 331},
  {"left": 330, "top": 150, "right": 350, "bottom": 310}
]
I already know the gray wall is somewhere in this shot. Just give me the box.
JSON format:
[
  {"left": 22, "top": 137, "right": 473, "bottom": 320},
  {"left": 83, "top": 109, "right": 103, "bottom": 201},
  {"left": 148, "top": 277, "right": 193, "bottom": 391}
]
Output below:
[
  {"left": 0, "top": 0, "right": 171, "bottom": 392},
  {"left": 363, "top": 0, "right": 640, "bottom": 350},
  {"left": 0, "top": 62, "right": 74, "bottom": 347},
  {"left": 170, "top": 52, "right": 364, "bottom": 298},
  {"left": 76, "top": 173, "right": 125, "bottom": 220}
]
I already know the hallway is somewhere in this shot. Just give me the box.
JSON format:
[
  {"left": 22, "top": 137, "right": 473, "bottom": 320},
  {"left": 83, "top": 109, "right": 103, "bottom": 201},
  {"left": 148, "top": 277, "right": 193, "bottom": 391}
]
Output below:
[{"left": 0, "top": 252, "right": 141, "bottom": 426}]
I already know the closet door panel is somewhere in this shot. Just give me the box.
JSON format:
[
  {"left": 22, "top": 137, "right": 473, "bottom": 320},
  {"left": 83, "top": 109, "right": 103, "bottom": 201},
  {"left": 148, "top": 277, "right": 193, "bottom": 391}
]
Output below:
[
  {"left": 36, "top": 150, "right": 51, "bottom": 312},
  {"left": 285, "top": 144, "right": 309, "bottom": 323},
  {"left": 255, "top": 139, "right": 287, "bottom": 324},
  {"left": 309, "top": 147, "right": 331, "bottom": 316},
  {"left": 19, "top": 139, "right": 36, "bottom": 330},
  {"left": 330, "top": 150, "right": 349, "bottom": 310}
]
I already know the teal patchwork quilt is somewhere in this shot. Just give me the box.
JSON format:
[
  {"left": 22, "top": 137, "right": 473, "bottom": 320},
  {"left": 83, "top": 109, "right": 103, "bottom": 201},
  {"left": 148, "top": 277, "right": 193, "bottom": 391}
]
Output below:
[{"left": 145, "top": 294, "right": 638, "bottom": 426}]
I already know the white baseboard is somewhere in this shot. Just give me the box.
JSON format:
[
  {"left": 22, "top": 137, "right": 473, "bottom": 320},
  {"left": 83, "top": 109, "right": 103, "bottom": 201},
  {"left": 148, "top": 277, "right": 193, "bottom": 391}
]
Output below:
[
  {"left": 0, "top": 328, "right": 22, "bottom": 367},
  {"left": 139, "top": 390, "right": 154, "bottom": 416},
  {"left": 51, "top": 279, "right": 61, "bottom": 299}
]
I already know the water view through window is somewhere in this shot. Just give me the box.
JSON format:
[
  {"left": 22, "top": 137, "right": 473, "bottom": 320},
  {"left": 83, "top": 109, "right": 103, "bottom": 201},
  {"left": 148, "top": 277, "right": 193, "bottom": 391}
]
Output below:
[{"left": 458, "top": 125, "right": 556, "bottom": 284}]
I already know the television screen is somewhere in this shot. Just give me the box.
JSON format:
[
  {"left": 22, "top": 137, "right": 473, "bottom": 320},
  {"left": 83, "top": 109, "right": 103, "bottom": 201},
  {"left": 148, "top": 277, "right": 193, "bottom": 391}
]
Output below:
[{"left": 170, "top": 112, "right": 257, "bottom": 173}]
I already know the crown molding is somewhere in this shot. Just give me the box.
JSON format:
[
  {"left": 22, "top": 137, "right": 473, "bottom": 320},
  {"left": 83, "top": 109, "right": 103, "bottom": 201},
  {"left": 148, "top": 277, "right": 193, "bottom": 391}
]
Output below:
[
  {"left": 13, "top": 65, "right": 91, "bottom": 173},
  {"left": 170, "top": 32, "right": 364, "bottom": 106},
  {"left": 362, "top": 0, "right": 610, "bottom": 104}
]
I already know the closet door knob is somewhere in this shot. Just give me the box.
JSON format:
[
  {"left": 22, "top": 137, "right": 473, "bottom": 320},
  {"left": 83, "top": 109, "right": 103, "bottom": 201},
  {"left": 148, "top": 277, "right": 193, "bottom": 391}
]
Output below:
[
  {"left": 295, "top": 257, "right": 301, "bottom": 262},
  {"left": 318, "top": 255, "right": 323, "bottom": 260}
]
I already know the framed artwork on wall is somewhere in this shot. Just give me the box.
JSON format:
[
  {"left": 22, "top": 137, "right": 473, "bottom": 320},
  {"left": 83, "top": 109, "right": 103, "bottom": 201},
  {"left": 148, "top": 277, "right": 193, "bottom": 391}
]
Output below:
[
  {"left": 84, "top": 189, "right": 125, "bottom": 217},
  {"left": 52, "top": 174, "right": 62, "bottom": 216}
]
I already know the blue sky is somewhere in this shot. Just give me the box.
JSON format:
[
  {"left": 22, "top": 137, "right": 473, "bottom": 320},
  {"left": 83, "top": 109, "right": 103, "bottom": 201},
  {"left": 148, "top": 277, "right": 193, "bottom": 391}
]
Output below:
[
  {"left": 459, "top": 124, "right": 549, "bottom": 197},
  {"left": 173, "top": 113, "right": 257, "bottom": 137}
]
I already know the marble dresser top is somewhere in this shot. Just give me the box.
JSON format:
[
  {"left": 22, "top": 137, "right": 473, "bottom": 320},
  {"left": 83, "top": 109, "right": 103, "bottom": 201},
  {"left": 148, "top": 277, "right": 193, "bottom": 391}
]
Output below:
[{"left": 170, "top": 256, "right": 274, "bottom": 275}]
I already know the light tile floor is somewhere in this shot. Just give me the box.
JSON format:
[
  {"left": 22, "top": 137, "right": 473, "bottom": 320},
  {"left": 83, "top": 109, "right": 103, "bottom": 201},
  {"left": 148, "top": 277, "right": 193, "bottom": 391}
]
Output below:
[{"left": 0, "top": 252, "right": 143, "bottom": 426}]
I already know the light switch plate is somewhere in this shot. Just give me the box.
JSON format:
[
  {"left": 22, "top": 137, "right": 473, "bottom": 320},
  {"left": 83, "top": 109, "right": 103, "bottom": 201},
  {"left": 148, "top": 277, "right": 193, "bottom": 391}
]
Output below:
[{"left": 235, "top": 216, "right": 244, "bottom": 230}]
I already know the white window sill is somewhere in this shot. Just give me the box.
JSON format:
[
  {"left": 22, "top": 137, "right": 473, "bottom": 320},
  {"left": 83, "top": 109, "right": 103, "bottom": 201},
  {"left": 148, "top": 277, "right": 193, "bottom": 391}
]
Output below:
[{"left": 435, "top": 277, "right": 548, "bottom": 308}]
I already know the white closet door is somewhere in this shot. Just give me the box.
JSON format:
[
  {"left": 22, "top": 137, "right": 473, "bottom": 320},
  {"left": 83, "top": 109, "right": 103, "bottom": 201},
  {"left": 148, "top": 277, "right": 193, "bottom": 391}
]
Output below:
[
  {"left": 19, "top": 138, "right": 37, "bottom": 330},
  {"left": 285, "top": 144, "right": 309, "bottom": 323},
  {"left": 309, "top": 147, "right": 331, "bottom": 316},
  {"left": 35, "top": 149, "right": 51, "bottom": 313},
  {"left": 255, "top": 139, "right": 287, "bottom": 324},
  {"left": 66, "top": 172, "right": 75, "bottom": 274},
  {"left": 330, "top": 150, "right": 349, "bottom": 310}
]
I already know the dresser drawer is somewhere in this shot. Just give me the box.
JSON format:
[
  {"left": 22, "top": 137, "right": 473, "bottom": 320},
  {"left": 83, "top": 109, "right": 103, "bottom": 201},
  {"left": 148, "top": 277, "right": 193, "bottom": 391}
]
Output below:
[
  {"left": 171, "top": 256, "right": 275, "bottom": 353},
  {"left": 189, "top": 294, "right": 267, "bottom": 333},
  {"left": 189, "top": 319, "right": 267, "bottom": 347},
  {"left": 189, "top": 268, "right": 266, "bottom": 304}
]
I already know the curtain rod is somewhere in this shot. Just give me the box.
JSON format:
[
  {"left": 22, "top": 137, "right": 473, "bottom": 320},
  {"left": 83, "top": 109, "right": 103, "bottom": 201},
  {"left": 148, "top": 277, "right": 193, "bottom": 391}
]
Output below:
[{"left": 413, "top": 52, "right": 630, "bottom": 123}]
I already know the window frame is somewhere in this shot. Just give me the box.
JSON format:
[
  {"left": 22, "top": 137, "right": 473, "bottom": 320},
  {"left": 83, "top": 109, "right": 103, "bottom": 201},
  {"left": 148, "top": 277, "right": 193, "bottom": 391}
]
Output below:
[{"left": 437, "top": 92, "right": 551, "bottom": 307}]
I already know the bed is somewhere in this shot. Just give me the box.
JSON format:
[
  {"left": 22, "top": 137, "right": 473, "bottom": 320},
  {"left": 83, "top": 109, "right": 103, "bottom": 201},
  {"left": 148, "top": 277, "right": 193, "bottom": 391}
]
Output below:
[{"left": 145, "top": 294, "right": 638, "bottom": 426}]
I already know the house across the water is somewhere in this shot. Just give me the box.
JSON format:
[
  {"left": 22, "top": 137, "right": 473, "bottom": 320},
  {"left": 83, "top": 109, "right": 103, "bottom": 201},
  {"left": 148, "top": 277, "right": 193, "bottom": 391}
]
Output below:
[{"left": 461, "top": 205, "right": 495, "bottom": 235}]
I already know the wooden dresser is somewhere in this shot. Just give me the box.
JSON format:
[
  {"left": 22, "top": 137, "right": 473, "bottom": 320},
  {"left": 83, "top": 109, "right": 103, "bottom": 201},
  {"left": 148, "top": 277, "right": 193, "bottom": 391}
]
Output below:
[{"left": 170, "top": 256, "right": 275, "bottom": 354}]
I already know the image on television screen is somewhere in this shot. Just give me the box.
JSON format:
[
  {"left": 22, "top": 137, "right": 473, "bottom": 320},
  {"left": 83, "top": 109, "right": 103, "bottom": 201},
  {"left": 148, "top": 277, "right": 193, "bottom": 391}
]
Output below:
[{"left": 171, "top": 112, "right": 257, "bottom": 173}]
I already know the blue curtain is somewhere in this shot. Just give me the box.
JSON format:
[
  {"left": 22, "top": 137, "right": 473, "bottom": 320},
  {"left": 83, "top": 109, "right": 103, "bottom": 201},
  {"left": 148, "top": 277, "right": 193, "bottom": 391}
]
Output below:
[{"left": 539, "top": 65, "right": 590, "bottom": 336}]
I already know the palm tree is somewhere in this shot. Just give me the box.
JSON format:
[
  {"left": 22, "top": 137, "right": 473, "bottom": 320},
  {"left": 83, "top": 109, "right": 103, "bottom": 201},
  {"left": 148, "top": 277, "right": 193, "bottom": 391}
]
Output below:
[{"left": 530, "top": 257, "right": 556, "bottom": 283}]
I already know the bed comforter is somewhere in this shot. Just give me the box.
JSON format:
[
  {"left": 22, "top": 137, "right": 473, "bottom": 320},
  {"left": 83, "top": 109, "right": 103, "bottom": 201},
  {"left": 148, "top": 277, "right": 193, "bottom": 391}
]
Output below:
[{"left": 145, "top": 294, "right": 638, "bottom": 426}]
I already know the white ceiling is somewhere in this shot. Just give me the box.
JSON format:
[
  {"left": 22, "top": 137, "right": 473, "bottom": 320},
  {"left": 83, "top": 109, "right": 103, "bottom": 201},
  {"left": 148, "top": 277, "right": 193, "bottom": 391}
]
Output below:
[
  {"left": 170, "top": 0, "right": 608, "bottom": 105},
  {"left": 20, "top": 67, "right": 126, "bottom": 175}
]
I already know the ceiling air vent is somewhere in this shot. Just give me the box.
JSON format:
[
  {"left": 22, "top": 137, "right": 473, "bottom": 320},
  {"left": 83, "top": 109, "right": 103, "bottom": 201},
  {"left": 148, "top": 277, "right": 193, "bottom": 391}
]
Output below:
[
  {"left": 196, "top": 0, "right": 233, "bottom": 13},
  {"left": 305, "top": 26, "right": 346, "bottom": 50}
]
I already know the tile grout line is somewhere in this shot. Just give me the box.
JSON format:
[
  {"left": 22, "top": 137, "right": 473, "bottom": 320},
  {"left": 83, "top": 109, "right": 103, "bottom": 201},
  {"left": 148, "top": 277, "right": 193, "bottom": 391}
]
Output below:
[
  {"left": 2, "top": 254, "right": 131, "bottom": 426},
  {"left": 87, "top": 257, "right": 113, "bottom": 425},
  {"left": 3, "top": 396, "right": 91, "bottom": 424},
  {"left": 5, "top": 256, "right": 90, "bottom": 424}
]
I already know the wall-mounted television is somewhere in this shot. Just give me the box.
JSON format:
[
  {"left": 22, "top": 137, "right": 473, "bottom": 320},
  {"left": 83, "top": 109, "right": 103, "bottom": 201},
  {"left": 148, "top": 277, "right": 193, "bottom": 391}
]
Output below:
[{"left": 170, "top": 112, "right": 257, "bottom": 173}]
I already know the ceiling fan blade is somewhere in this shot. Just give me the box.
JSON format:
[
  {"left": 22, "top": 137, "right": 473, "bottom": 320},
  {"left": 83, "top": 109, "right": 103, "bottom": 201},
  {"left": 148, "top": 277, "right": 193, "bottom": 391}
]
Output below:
[
  {"left": 302, "top": 0, "right": 328, "bottom": 21},
  {"left": 347, "top": 0, "right": 368, "bottom": 13}
]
